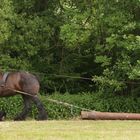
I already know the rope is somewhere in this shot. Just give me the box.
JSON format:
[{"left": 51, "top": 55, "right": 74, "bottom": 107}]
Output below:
[
  {"left": 1, "top": 68, "right": 92, "bottom": 80},
  {"left": 46, "top": 98, "right": 94, "bottom": 112},
  {"left": 1, "top": 68, "right": 140, "bottom": 84},
  {"left": 47, "top": 74, "right": 92, "bottom": 80}
]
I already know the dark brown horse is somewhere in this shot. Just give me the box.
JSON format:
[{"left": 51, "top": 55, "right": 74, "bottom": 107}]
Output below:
[{"left": 0, "top": 71, "right": 47, "bottom": 120}]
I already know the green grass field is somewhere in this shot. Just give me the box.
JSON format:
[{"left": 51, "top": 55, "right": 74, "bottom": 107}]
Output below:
[{"left": 0, "top": 120, "right": 140, "bottom": 140}]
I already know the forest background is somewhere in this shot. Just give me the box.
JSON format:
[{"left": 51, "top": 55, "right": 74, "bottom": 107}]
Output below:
[{"left": 0, "top": 0, "right": 140, "bottom": 95}]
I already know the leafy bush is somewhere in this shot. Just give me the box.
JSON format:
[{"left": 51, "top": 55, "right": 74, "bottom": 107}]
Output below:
[{"left": 0, "top": 92, "right": 140, "bottom": 120}]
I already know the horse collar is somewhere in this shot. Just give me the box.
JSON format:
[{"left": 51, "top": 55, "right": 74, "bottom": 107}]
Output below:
[{"left": 2, "top": 72, "right": 9, "bottom": 83}]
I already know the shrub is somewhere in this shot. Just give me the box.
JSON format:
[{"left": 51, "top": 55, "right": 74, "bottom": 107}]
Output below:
[{"left": 0, "top": 92, "right": 140, "bottom": 120}]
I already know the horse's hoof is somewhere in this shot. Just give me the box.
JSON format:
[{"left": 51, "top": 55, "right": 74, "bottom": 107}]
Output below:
[
  {"left": 0, "top": 111, "right": 6, "bottom": 121},
  {"left": 14, "top": 116, "right": 25, "bottom": 121},
  {"left": 37, "top": 114, "right": 48, "bottom": 121}
]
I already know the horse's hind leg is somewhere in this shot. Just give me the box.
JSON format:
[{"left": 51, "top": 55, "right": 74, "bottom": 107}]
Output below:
[
  {"left": 31, "top": 96, "right": 47, "bottom": 120},
  {"left": 14, "top": 95, "right": 32, "bottom": 121}
]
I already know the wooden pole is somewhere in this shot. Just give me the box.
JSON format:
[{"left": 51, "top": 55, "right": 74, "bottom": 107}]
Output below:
[{"left": 81, "top": 111, "right": 140, "bottom": 120}]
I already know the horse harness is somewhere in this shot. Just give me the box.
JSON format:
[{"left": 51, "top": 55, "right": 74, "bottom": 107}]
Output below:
[{"left": 0, "top": 72, "right": 9, "bottom": 87}]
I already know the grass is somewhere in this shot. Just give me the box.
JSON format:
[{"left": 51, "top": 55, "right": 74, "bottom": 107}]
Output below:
[{"left": 0, "top": 120, "right": 140, "bottom": 140}]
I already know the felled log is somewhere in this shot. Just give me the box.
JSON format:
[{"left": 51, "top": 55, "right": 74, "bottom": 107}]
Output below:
[{"left": 81, "top": 111, "right": 140, "bottom": 120}]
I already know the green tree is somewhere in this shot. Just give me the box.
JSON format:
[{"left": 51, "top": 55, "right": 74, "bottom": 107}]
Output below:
[{"left": 0, "top": 0, "right": 140, "bottom": 94}]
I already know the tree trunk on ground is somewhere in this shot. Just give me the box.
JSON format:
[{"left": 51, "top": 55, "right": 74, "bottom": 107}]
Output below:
[{"left": 81, "top": 111, "right": 140, "bottom": 120}]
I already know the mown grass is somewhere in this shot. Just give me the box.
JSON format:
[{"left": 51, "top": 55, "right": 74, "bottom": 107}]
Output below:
[{"left": 0, "top": 120, "right": 140, "bottom": 140}]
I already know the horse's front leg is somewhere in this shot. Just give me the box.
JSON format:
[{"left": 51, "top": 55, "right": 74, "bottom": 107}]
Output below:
[{"left": 14, "top": 95, "right": 32, "bottom": 121}]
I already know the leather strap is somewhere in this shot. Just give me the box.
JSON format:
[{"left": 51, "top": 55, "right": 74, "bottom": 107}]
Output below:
[{"left": 2, "top": 72, "right": 9, "bottom": 83}]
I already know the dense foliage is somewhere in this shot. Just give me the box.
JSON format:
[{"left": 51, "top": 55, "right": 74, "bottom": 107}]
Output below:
[
  {"left": 1, "top": 93, "right": 140, "bottom": 119},
  {"left": 0, "top": 0, "right": 140, "bottom": 94}
]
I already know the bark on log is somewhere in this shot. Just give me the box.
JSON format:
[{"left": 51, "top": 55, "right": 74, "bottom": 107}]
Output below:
[{"left": 81, "top": 111, "right": 140, "bottom": 120}]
